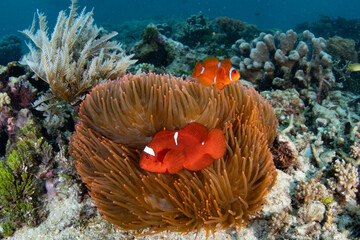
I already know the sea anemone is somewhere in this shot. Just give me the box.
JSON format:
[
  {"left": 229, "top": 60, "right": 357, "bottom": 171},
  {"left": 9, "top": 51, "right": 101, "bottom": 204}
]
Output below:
[{"left": 69, "top": 73, "right": 278, "bottom": 237}]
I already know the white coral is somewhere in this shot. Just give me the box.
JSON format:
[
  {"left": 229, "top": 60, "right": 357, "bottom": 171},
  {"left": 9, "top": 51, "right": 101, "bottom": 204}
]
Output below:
[
  {"left": 0, "top": 92, "right": 10, "bottom": 108},
  {"left": 350, "top": 142, "right": 360, "bottom": 162},
  {"left": 21, "top": 0, "right": 136, "bottom": 104},
  {"left": 328, "top": 159, "right": 359, "bottom": 201}
]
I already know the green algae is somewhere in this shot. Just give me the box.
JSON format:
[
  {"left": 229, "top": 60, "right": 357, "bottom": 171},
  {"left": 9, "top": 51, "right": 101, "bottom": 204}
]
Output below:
[{"left": 0, "top": 123, "right": 50, "bottom": 237}]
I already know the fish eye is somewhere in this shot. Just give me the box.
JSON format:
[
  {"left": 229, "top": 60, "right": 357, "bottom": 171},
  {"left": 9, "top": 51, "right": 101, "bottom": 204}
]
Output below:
[{"left": 146, "top": 155, "right": 149, "bottom": 159}]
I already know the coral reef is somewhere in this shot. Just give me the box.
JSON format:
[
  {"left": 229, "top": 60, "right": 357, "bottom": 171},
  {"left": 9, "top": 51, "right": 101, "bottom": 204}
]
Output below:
[
  {"left": 20, "top": 0, "right": 136, "bottom": 104},
  {"left": 0, "top": 35, "right": 22, "bottom": 66},
  {"left": 2, "top": 2, "right": 360, "bottom": 238},
  {"left": 326, "top": 36, "right": 358, "bottom": 62},
  {"left": 328, "top": 159, "right": 359, "bottom": 202},
  {"left": 214, "top": 17, "right": 260, "bottom": 45},
  {"left": 310, "top": 90, "right": 360, "bottom": 150},
  {"left": 268, "top": 210, "right": 292, "bottom": 235},
  {"left": 69, "top": 72, "right": 278, "bottom": 237},
  {"left": 350, "top": 142, "right": 360, "bottom": 164},
  {"left": 295, "top": 15, "right": 360, "bottom": 41},
  {"left": 270, "top": 133, "right": 299, "bottom": 170},
  {"left": 261, "top": 89, "right": 306, "bottom": 130},
  {"left": 295, "top": 175, "right": 327, "bottom": 205},
  {"left": 0, "top": 62, "right": 37, "bottom": 142},
  {"left": 32, "top": 92, "right": 74, "bottom": 138},
  {"left": 132, "top": 24, "right": 202, "bottom": 76},
  {"left": 173, "top": 12, "right": 213, "bottom": 48},
  {"left": 231, "top": 29, "right": 335, "bottom": 102},
  {"left": 133, "top": 24, "right": 174, "bottom": 66}
]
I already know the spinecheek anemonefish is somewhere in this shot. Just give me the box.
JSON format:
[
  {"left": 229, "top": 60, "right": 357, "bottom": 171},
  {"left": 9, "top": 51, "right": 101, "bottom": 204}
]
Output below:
[{"left": 192, "top": 57, "right": 240, "bottom": 90}]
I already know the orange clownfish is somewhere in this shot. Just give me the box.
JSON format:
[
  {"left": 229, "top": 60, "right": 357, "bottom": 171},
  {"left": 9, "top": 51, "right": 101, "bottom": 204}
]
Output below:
[
  {"left": 192, "top": 57, "right": 240, "bottom": 90},
  {"left": 139, "top": 122, "right": 226, "bottom": 174}
]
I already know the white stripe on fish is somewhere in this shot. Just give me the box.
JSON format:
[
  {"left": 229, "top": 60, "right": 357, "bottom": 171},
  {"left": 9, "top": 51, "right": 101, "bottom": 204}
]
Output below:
[
  {"left": 144, "top": 146, "right": 155, "bottom": 156},
  {"left": 174, "top": 132, "right": 179, "bottom": 145}
]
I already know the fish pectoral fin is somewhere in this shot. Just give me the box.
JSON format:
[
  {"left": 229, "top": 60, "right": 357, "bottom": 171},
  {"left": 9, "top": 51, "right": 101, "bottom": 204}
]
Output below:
[
  {"left": 204, "top": 128, "right": 226, "bottom": 159},
  {"left": 220, "top": 58, "right": 232, "bottom": 67},
  {"left": 140, "top": 156, "right": 167, "bottom": 173},
  {"left": 196, "top": 75, "right": 214, "bottom": 87},
  {"left": 183, "top": 154, "right": 215, "bottom": 171},
  {"left": 214, "top": 67, "right": 227, "bottom": 90},
  {"left": 163, "top": 149, "right": 185, "bottom": 174}
]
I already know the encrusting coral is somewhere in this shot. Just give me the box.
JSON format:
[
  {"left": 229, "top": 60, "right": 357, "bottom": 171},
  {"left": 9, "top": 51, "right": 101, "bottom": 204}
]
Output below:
[
  {"left": 69, "top": 72, "right": 278, "bottom": 237},
  {"left": 20, "top": 0, "right": 136, "bottom": 104}
]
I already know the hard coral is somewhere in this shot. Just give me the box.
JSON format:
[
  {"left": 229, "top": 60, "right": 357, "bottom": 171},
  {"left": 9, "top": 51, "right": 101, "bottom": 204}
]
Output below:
[
  {"left": 326, "top": 36, "right": 358, "bottom": 62},
  {"left": 328, "top": 159, "right": 359, "bottom": 202},
  {"left": 174, "top": 12, "right": 213, "bottom": 48},
  {"left": 215, "top": 17, "right": 259, "bottom": 44},
  {"left": 69, "top": 73, "right": 278, "bottom": 236},
  {"left": 295, "top": 176, "right": 327, "bottom": 205},
  {"left": 231, "top": 30, "right": 335, "bottom": 103}
]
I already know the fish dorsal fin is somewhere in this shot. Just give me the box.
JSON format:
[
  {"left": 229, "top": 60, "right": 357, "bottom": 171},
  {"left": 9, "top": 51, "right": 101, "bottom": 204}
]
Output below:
[
  {"left": 192, "top": 62, "right": 203, "bottom": 77},
  {"left": 151, "top": 130, "right": 174, "bottom": 142},
  {"left": 220, "top": 58, "right": 232, "bottom": 67},
  {"left": 180, "top": 122, "right": 209, "bottom": 141},
  {"left": 203, "top": 57, "right": 220, "bottom": 68}
]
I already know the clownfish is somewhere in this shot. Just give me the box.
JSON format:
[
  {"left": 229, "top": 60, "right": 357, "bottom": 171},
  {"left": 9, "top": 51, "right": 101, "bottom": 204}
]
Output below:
[
  {"left": 139, "top": 122, "right": 226, "bottom": 174},
  {"left": 192, "top": 57, "right": 240, "bottom": 90}
]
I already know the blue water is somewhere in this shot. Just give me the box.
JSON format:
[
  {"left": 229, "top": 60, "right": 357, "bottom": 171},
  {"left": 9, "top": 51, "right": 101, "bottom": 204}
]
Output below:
[{"left": 1, "top": 0, "right": 359, "bottom": 37}]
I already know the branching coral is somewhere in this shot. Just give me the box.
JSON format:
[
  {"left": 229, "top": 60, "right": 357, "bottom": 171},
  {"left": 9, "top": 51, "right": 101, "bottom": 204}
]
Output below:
[
  {"left": 20, "top": 0, "right": 136, "bottom": 104},
  {"left": 231, "top": 30, "right": 335, "bottom": 102},
  {"left": 295, "top": 175, "right": 327, "bottom": 205},
  {"left": 69, "top": 73, "right": 278, "bottom": 237},
  {"left": 328, "top": 159, "right": 359, "bottom": 202},
  {"left": 269, "top": 211, "right": 292, "bottom": 235}
]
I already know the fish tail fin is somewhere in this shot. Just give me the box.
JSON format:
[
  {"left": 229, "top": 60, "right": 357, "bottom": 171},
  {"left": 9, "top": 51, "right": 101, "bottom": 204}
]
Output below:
[
  {"left": 163, "top": 149, "right": 185, "bottom": 174},
  {"left": 192, "top": 62, "right": 203, "bottom": 77},
  {"left": 204, "top": 128, "right": 226, "bottom": 159}
]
